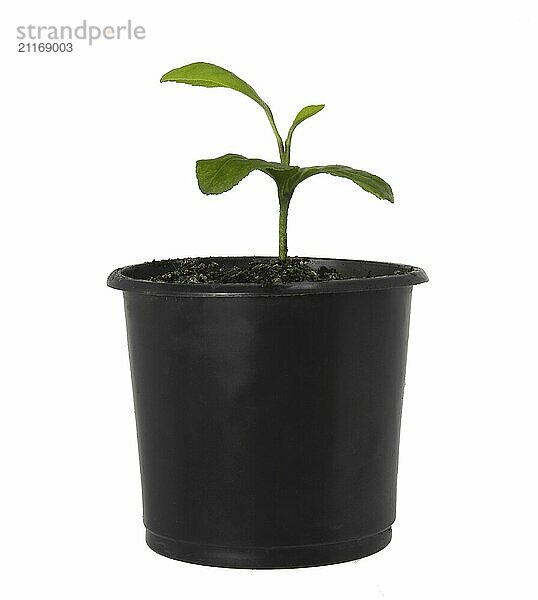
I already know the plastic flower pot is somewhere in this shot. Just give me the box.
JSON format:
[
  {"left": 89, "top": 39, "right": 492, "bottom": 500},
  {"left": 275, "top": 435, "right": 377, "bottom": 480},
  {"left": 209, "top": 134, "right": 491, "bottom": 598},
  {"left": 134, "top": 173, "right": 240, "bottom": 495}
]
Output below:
[{"left": 108, "top": 257, "right": 428, "bottom": 568}]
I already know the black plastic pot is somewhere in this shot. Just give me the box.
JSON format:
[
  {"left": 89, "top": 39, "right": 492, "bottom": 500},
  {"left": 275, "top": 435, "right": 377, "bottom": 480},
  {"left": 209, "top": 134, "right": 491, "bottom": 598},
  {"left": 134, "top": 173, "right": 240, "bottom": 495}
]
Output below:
[{"left": 108, "top": 257, "right": 427, "bottom": 568}]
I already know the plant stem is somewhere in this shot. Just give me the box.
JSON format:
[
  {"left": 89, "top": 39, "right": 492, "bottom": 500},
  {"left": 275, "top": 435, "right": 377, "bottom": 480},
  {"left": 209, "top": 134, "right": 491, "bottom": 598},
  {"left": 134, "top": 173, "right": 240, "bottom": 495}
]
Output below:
[
  {"left": 279, "top": 195, "right": 290, "bottom": 260},
  {"left": 283, "top": 129, "right": 294, "bottom": 166},
  {"left": 262, "top": 103, "right": 285, "bottom": 162},
  {"left": 262, "top": 105, "right": 290, "bottom": 258}
]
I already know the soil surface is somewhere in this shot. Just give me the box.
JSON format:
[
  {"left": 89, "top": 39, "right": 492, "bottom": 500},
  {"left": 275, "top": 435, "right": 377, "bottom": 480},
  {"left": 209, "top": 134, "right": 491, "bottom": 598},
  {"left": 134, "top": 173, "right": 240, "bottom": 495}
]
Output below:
[{"left": 150, "top": 257, "right": 349, "bottom": 286}]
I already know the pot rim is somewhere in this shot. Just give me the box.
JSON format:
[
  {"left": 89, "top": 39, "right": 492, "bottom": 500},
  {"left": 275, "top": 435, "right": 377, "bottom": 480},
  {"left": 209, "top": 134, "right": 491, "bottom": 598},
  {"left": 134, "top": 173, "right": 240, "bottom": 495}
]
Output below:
[{"left": 107, "top": 257, "right": 428, "bottom": 297}]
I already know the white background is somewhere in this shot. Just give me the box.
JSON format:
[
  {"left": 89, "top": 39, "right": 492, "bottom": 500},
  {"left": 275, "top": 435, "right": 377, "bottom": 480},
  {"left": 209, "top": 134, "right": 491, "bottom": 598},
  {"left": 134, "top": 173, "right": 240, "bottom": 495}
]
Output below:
[{"left": 2, "top": 1, "right": 537, "bottom": 598}]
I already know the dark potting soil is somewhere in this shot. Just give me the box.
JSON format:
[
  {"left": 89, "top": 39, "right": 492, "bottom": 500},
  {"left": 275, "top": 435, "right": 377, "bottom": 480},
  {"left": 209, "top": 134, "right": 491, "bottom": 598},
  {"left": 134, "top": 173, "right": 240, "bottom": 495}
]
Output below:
[{"left": 150, "top": 257, "right": 349, "bottom": 286}]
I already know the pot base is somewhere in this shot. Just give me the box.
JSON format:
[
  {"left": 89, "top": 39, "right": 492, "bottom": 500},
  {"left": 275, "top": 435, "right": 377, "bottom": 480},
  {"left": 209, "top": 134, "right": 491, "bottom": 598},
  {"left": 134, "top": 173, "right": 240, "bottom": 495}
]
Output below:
[{"left": 145, "top": 528, "right": 392, "bottom": 569}]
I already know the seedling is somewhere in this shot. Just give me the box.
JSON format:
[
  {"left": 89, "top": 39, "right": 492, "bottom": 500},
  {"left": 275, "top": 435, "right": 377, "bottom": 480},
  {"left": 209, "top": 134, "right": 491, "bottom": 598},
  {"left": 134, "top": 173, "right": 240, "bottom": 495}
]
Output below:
[{"left": 161, "top": 62, "right": 393, "bottom": 260}]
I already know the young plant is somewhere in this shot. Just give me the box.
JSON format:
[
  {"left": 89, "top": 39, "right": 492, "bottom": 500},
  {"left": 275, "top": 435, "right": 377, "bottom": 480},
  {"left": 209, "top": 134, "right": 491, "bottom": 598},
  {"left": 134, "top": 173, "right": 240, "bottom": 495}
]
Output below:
[{"left": 161, "top": 62, "right": 394, "bottom": 260}]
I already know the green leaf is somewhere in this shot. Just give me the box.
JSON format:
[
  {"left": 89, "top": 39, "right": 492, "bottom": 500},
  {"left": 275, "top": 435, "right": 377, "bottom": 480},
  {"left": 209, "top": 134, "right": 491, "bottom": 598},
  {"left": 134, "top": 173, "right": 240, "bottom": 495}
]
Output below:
[
  {"left": 284, "top": 105, "right": 324, "bottom": 164},
  {"left": 288, "top": 105, "right": 325, "bottom": 137},
  {"left": 296, "top": 165, "right": 394, "bottom": 202},
  {"left": 195, "top": 155, "right": 394, "bottom": 205},
  {"left": 160, "top": 62, "right": 266, "bottom": 109},
  {"left": 161, "top": 62, "right": 285, "bottom": 161},
  {"left": 196, "top": 154, "right": 299, "bottom": 196}
]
